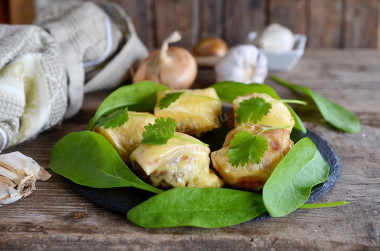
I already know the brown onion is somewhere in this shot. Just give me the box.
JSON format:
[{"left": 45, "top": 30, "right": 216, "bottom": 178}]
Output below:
[
  {"left": 133, "top": 31, "right": 197, "bottom": 89},
  {"left": 192, "top": 37, "right": 228, "bottom": 57}
]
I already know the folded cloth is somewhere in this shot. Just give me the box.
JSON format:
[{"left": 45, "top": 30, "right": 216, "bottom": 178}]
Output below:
[{"left": 0, "top": 1, "right": 148, "bottom": 151}]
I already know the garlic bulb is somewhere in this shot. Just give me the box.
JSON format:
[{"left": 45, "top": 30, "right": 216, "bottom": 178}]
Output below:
[
  {"left": 133, "top": 31, "right": 197, "bottom": 89},
  {"left": 215, "top": 44, "right": 268, "bottom": 84},
  {"left": 0, "top": 151, "right": 50, "bottom": 206},
  {"left": 254, "top": 23, "right": 294, "bottom": 51}
]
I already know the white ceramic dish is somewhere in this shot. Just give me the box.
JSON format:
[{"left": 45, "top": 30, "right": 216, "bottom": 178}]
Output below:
[{"left": 247, "top": 31, "right": 307, "bottom": 72}]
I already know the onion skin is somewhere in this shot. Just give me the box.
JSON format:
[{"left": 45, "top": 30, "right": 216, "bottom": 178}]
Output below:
[
  {"left": 133, "top": 47, "right": 197, "bottom": 89},
  {"left": 192, "top": 37, "right": 228, "bottom": 57}
]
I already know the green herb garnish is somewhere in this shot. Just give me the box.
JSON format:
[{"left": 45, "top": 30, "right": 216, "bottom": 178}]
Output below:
[
  {"left": 142, "top": 117, "right": 208, "bottom": 146},
  {"left": 235, "top": 97, "right": 272, "bottom": 124},
  {"left": 228, "top": 131, "right": 268, "bottom": 167},
  {"left": 271, "top": 76, "right": 360, "bottom": 133},
  {"left": 158, "top": 92, "right": 185, "bottom": 109},
  {"left": 94, "top": 108, "right": 129, "bottom": 129}
]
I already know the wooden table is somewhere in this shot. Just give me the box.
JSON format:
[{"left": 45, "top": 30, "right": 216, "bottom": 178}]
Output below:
[{"left": 1, "top": 49, "right": 379, "bottom": 250}]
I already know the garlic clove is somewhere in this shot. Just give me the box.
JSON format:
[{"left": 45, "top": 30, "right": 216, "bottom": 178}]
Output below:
[
  {"left": 215, "top": 44, "right": 268, "bottom": 84},
  {"left": 254, "top": 23, "right": 294, "bottom": 51},
  {"left": 0, "top": 151, "right": 50, "bottom": 206}
]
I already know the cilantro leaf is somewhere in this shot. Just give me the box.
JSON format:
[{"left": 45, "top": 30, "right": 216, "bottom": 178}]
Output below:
[
  {"left": 235, "top": 97, "right": 272, "bottom": 124},
  {"left": 159, "top": 92, "right": 185, "bottom": 109},
  {"left": 228, "top": 131, "right": 268, "bottom": 167},
  {"left": 94, "top": 108, "right": 129, "bottom": 129},
  {"left": 142, "top": 117, "right": 176, "bottom": 145}
]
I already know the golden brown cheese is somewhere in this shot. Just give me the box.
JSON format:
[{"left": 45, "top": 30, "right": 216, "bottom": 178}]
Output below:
[
  {"left": 211, "top": 124, "right": 293, "bottom": 191},
  {"left": 94, "top": 112, "right": 156, "bottom": 163},
  {"left": 233, "top": 93, "right": 295, "bottom": 131},
  {"left": 154, "top": 88, "right": 222, "bottom": 137},
  {"left": 130, "top": 132, "right": 224, "bottom": 188}
]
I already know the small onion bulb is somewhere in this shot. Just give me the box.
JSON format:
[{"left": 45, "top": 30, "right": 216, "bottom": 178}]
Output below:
[
  {"left": 254, "top": 23, "right": 294, "bottom": 51},
  {"left": 192, "top": 37, "right": 228, "bottom": 57},
  {"left": 133, "top": 31, "right": 197, "bottom": 89},
  {"left": 215, "top": 44, "right": 268, "bottom": 84}
]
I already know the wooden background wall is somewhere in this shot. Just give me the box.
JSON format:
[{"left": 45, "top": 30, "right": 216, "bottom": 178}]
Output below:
[{"left": 1, "top": 0, "right": 379, "bottom": 50}]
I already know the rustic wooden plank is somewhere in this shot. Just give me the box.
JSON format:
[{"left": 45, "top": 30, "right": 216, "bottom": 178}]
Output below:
[
  {"left": 223, "top": 0, "right": 266, "bottom": 46},
  {"left": 154, "top": 0, "right": 199, "bottom": 49},
  {"left": 268, "top": 0, "right": 307, "bottom": 34},
  {"left": 344, "top": 0, "right": 379, "bottom": 48},
  {"left": 111, "top": 0, "right": 155, "bottom": 50},
  {"left": 0, "top": 0, "right": 9, "bottom": 23},
  {"left": 308, "top": 0, "right": 344, "bottom": 48},
  {"left": 9, "top": 0, "right": 35, "bottom": 24},
  {"left": 198, "top": 0, "right": 223, "bottom": 39}
]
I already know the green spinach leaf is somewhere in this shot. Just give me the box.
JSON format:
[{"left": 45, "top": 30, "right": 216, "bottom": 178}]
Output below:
[
  {"left": 263, "top": 137, "right": 330, "bottom": 217},
  {"left": 127, "top": 187, "right": 267, "bottom": 228},
  {"left": 271, "top": 76, "right": 360, "bottom": 133},
  {"left": 211, "top": 81, "right": 306, "bottom": 133},
  {"left": 87, "top": 81, "right": 169, "bottom": 130},
  {"left": 50, "top": 131, "right": 163, "bottom": 194}
]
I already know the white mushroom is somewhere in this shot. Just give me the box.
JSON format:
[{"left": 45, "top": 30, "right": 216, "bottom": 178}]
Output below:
[
  {"left": 0, "top": 151, "right": 50, "bottom": 206},
  {"left": 254, "top": 23, "right": 294, "bottom": 51},
  {"left": 215, "top": 44, "right": 268, "bottom": 84}
]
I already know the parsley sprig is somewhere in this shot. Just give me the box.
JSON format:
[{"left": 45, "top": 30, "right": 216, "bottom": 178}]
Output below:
[
  {"left": 227, "top": 126, "right": 290, "bottom": 167},
  {"left": 94, "top": 108, "right": 129, "bottom": 129},
  {"left": 142, "top": 117, "right": 208, "bottom": 146},
  {"left": 235, "top": 97, "right": 306, "bottom": 124}
]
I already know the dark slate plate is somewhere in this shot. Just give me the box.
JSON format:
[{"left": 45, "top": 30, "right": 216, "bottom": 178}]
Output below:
[{"left": 69, "top": 127, "right": 341, "bottom": 219}]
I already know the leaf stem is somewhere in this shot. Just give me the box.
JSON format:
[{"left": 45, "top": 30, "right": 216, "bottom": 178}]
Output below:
[
  {"left": 256, "top": 125, "right": 291, "bottom": 137},
  {"left": 299, "top": 201, "right": 349, "bottom": 209},
  {"left": 270, "top": 99, "right": 307, "bottom": 105},
  {"left": 172, "top": 135, "right": 209, "bottom": 147}
]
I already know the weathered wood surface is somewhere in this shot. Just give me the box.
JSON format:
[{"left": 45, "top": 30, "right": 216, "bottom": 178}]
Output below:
[{"left": 1, "top": 49, "right": 380, "bottom": 250}]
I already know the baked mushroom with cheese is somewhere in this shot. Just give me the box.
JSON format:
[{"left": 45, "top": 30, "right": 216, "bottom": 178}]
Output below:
[
  {"left": 154, "top": 88, "right": 222, "bottom": 137},
  {"left": 94, "top": 111, "right": 156, "bottom": 163},
  {"left": 131, "top": 132, "right": 224, "bottom": 188},
  {"left": 211, "top": 124, "right": 293, "bottom": 191},
  {"left": 233, "top": 92, "right": 295, "bottom": 131}
]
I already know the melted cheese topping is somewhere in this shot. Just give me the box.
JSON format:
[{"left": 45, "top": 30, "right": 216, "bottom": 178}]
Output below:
[
  {"left": 94, "top": 112, "right": 156, "bottom": 163},
  {"left": 233, "top": 93, "right": 295, "bottom": 131},
  {"left": 154, "top": 88, "right": 222, "bottom": 136},
  {"left": 130, "top": 132, "right": 223, "bottom": 188}
]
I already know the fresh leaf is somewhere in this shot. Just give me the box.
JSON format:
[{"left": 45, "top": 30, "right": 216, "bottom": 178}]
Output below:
[
  {"left": 228, "top": 131, "right": 268, "bottom": 167},
  {"left": 300, "top": 201, "right": 349, "bottom": 209},
  {"left": 235, "top": 97, "right": 272, "bottom": 124},
  {"left": 94, "top": 108, "right": 129, "bottom": 129},
  {"left": 50, "top": 131, "right": 163, "bottom": 194},
  {"left": 211, "top": 81, "right": 306, "bottom": 133},
  {"left": 158, "top": 92, "right": 185, "bottom": 109},
  {"left": 127, "top": 187, "right": 267, "bottom": 228},
  {"left": 263, "top": 137, "right": 330, "bottom": 217},
  {"left": 142, "top": 117, "right": 176, "bottom": 145},
  {"left": 87, "top": 81, "right": 170, "bottom": 130},
  {"left": 271, "top": 76, "right": 360, "bottom": 133}
]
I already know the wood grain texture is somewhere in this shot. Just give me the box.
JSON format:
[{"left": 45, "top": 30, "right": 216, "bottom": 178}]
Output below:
[
  {"left": 223, "top": 0, "right": 266, "bottom": 46},
  {"left": 1, "top": 50, "right": 380, "bottom": 249},
  {"left": 111, "top": 0, "right": 155, "bottom": 50},
  {"left": 344, "top": 0, "right": 379, "bottom": 48},
  {"left": 154, "top": 0, "right": 199, "bottom": 49},
  {"left": 269, "top": 0, "right": 307, "bottom": 34},
  {"left": 198, "top": 0, "right": 223, "bottom": 38},
  {"left": 309, "top": 0, "right": 344, "bottom": 48}
]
